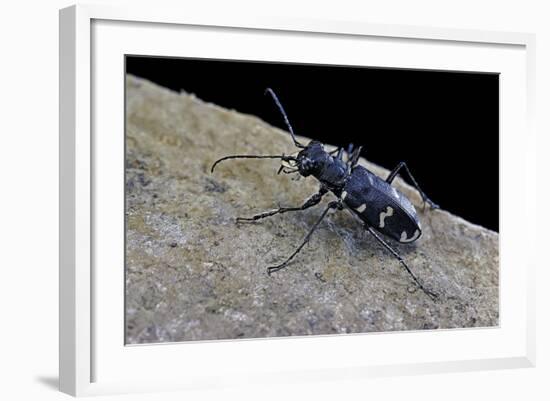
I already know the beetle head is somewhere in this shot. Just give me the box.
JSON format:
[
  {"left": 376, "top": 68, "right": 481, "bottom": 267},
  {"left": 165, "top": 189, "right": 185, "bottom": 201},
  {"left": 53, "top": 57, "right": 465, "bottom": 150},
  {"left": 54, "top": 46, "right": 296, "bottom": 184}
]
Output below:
[{"left": 295, "top": 141, "right": 327, "bottom": 177}]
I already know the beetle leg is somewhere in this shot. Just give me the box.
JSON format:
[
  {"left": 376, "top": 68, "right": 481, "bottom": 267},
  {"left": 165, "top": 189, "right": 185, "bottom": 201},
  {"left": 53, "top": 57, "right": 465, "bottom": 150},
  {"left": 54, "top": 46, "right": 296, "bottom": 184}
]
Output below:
[
  {"left": 336, "top": 147, "right": 345, "bottom": 161},
  {"left": 328, "top": 147, "right": 346, "bottom": 162},
  {"left": 347, "top": 143, "right": 354, "bottom": 159},
  {"left": 364, "top": 225, "right": 438, "bottom": 300},
  {"left": 236, "top": 187, "right": 328, "bottom": 223},
  {"left": 267, "top": 200, "right": 342, "bottom": 274},
  {"left": 386, "top": 162, "right": 439, "bottom": 210},
  {"left": 347, "top": 145, "right": 363, "bottom": 173}
]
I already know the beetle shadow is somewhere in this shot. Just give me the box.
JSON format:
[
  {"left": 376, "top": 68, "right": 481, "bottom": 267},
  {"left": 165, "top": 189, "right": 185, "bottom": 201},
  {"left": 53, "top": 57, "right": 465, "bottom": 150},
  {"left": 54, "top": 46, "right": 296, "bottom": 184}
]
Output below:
[
  {"left": 327, "top": 208, "right": 420, "bottom": 259},
  {"left": 359, "top": 229, "right": 419, "bottom": 260}
]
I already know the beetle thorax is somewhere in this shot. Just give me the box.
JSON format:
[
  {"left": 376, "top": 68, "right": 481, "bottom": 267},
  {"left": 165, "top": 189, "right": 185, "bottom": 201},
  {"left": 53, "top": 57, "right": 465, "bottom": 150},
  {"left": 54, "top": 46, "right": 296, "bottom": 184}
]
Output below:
[{"left": 296, "top": 141, "right": 347, "bottom": 189}]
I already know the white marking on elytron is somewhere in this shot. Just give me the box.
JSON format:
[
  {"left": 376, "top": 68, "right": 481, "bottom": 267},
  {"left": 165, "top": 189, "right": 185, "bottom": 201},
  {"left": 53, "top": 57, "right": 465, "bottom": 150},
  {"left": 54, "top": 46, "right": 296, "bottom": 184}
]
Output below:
[
  {"left": 341, "top": 191, "right": 348, "bottom": 200},
  {"left": 368, "top": 175, "right": 373, "bottom": 184},
  {"left": 356, "top": 203, "right": 367, "bottom": 213},
  {"left": 378, "top": 206, "right": 394, "bottom": 228},
  {"left": 400, "top": 229, "right": 421, "bottom": 243}
]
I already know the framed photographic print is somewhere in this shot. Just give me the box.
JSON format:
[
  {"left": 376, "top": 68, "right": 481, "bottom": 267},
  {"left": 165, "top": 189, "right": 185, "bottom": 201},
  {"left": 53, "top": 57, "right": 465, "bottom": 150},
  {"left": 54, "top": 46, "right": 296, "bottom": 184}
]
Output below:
[{"left": 59, "top": 4, "right": 536, "bottom": 396}]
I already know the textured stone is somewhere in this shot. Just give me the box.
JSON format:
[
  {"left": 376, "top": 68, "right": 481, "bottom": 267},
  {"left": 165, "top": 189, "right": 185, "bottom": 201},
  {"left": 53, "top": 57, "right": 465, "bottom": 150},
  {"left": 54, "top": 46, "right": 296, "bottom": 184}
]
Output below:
[{"left": 125, "top": 75, "right": 498, "bottom": 344}]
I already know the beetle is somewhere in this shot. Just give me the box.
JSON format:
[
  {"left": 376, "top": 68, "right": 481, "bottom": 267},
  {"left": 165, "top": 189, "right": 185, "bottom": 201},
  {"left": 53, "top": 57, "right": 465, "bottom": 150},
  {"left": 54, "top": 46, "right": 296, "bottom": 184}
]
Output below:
[{"left": 211, "top": 88, "right": 440, "bottom": 299}]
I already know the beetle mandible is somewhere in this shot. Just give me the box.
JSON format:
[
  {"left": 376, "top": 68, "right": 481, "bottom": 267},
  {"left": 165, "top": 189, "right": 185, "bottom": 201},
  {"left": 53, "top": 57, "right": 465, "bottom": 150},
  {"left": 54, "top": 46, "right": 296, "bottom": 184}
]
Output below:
[{"left": 211, "top": 88, "right": 440, "bottom": 300}]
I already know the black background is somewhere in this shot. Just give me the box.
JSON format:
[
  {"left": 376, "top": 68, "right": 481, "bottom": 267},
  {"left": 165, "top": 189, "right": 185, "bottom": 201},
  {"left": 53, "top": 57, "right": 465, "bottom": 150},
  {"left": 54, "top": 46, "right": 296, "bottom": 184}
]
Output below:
[{"left": 126, "top": 56, "right": 499, "bottom": 232}]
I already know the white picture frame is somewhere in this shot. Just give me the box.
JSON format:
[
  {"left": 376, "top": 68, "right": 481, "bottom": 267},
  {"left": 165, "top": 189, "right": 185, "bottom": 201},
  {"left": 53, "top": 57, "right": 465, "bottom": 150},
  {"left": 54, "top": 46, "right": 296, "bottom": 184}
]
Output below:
[{"left": 59, "top": 3, "right": 536, "bottom": 397}]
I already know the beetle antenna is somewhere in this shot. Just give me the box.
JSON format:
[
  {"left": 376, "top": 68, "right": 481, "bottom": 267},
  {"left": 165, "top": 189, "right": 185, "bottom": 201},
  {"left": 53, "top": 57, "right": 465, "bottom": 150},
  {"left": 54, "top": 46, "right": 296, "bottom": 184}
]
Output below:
[
  {"left": 265, "top": 88, "right": 305, "bottom": 149},
  {"left": 211, "top": 154, "right": 296, "bottom": 173}
]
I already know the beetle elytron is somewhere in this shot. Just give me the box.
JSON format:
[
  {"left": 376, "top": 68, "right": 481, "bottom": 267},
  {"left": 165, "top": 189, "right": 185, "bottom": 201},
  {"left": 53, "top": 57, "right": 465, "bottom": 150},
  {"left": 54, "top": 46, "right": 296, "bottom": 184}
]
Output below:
[{"left": 211, "top": 89, "right": 440, "bottom": 300}]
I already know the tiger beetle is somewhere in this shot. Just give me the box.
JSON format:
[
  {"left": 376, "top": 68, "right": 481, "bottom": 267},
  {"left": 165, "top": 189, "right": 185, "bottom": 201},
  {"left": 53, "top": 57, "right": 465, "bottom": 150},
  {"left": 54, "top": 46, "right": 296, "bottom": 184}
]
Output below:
[{"left": 211, "top": 88, "right": 440, "bottom": 300}]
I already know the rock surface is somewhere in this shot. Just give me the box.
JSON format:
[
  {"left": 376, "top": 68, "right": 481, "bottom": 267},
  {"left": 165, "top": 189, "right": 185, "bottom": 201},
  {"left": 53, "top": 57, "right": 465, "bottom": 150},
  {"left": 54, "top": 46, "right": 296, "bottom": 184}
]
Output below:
[{"left": 125, "top": 75, "right": 499, "bottom": 344}]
